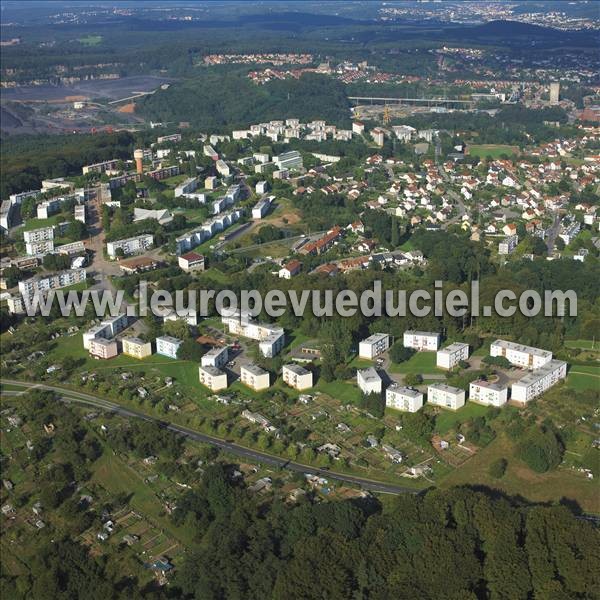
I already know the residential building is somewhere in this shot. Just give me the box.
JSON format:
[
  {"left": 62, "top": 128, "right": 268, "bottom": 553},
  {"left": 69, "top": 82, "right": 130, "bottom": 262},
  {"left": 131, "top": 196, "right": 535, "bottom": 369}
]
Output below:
[
  {"left": 255, "top": 180, "right": 269, "bottom": 194},
  {"left": 18, "top": 268, "right": 86, "bottom": 299},
  {"left": 357, "top": 367, "right": 382, "bottom": 395},
  {"left": 201, "top": 346, "right": 229, "bottom": 369},
  {"left": 469, "top": 380, "right": 508, "bottom": 407},
  {"left": 252, "top": 196, "right": 272, "bottom": 219},
  {"left": 155, "top": 336, "right": 182, "bottom": 359},
  {"left": 359, "top": 333, "right": 390, "bottom": 359},
  {"left": 221, "top": 309, "right": 285, "bottom": 357},
  {"left": 436, "top": 342, "right": 469, "bottom": 369},
  {"left": 511, "top": 360, "right": 567, "bottom": 403},
  {"left": 240, "top": 364, "right": 270, "bottom": 391},
  {"left": 82, "top": 159, "right": 119, "bottom": 175},
  {"left": 371, "top": 128, "right": 385, "bottom": 147},
  {"left": 385, "top": 385, "right": 423, "bottom": 412},
  {"left": 490, "top": 340, "right": 552, "bottom": 370},
  {"left": 178, "top": 252, "right": 205, "bottom": 272},
  {"left": 352, "top": 121, "right": 365, "bottom": 135},
  {"left": 403, "top": 330, "right": 441, "bottom": 351},
  {"left": 259, "top": 331, "right": 285, "bottom": 358},
  {"left": 273, "top": 150, "right": 303, "bottom": 171},
  {"left": 121, "top": 337, "right": 152, "bottom": 359},
  {"left": 427, "top": 383, "right": 466, "bottom": 410},
  {"left": 174, "top": 177, "right": 199, "bottom": 197},
  {"left": 499, "top": 235, "right": 518, "bottom": 255},
  {"left": 24, "top": 226, "right": 54, "bottom": 244},
  {"left": 106, "top": 234, "right": 154, "bottom": 258},
  {"left": 198, "top": 365, "right": 228, "bottom": 391},
  {"left": 89, "top": 338, "right": 119, "bottom": 360},
  {"left": 282, "top": 364, "right": 313, "bottom": 390},
  {"left": 216, "top": 160, "right": 230, "bottom": 177},
  {"left": 278, "top": 259, "right": 302, "bottom": 279}
]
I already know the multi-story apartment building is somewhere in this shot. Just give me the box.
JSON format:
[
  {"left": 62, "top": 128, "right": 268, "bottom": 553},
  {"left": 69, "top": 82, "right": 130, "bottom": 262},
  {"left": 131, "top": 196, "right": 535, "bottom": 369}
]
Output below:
[
  {"left": 201, "top": 346, "right": 229, "bottom": 369},
  {"left": 178, "top": 251, "right": 205, "bottom": 272},
  {"left": 106, "top": 234, "right": 154, "bottom": 258},
  {"left": 490, "top": 340, "right": 552, "bottom": 370},
  {"left": 198, "top": 365, "right": 228, "bottom": 391},
  {"left": 155, "top": 336, "right": 183, "bottom": 359},
  {"left": 82, "top": 159, "right": 119, "bottom": 175},
  {"left": 82, "top": 314, "right": 128, "bottom": 349},
  {"left": 436, "top": 342, "right": 469, "bottom": 370},
  {"left": 251, "top": 196, "right": 272, "bottom": 219},
  {"left": 357, "top": 367, "right": 382, "bottom": 395},
  {"left": 469, "top": 380, "right": 508, "bottom": 407},
  {"left": 359, "top": 333, "right": 390, "bottom": 359},
  {"left": 498, "top": 235, "right": 518, "bottom": 255},
  {"left": 89, "top": 337, "right": 119, "bottom": 359},
  {"left": 121, "top": 337, "right": 152, "bottom": 359},
  {"left": 385, "top": 385, "right": 423, "bottom": 412},
  {"left": 25, "top": 239, "right": 55, "bottom": 256},
  {"left": 174, "top": 177, "right": 200, "bottom": 197},
  {"left": 282, "top": 364, "right": 313, "bottom": 390},
  {"left": 403, "top": 330, "right": 441, "bottom": 351},
  {"left": 240, "top": 364, "right": 270, "bottom": 391},
  {"left": 24, "top": 226, "right": 54, "bottom": 244},
  {"left": 273, "top": 150, "right": 303, "bottom": 171},
  {"left": 511, "top": 360, "right": 567, "bottom": 403},
  {"left": 18, "top": 268, "right": 87, "bottom": 299},
  {"left": 221, "top": 310, "right": 285, "bottom": 357},
  {"left": 427, "top": 383, "right": 466, "bottom": 410}
]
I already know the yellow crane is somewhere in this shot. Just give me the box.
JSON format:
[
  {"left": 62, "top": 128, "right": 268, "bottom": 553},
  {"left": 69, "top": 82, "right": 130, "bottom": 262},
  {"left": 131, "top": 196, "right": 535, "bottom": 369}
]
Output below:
[{"left": 383, "top": 105, "right": 391, "bottom": 125}]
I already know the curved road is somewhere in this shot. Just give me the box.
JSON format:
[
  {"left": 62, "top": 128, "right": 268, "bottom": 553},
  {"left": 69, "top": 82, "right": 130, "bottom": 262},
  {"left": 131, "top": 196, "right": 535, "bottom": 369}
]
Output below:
[{"left": 0, "top": 379, "right": 419, "bottom": 496}]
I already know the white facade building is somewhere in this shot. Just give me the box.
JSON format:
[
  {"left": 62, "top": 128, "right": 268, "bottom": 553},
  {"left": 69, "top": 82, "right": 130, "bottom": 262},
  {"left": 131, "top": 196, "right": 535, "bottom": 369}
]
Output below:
[
  {"left": 436, "top": 342, "right": 469, "bottom": 369},
  {"left": 198, "top": 365, "right": 228, "bottom": 392},
  {"left": 490, "top": 340, "right": 552, "bottom": 370},
  {"left": 385, "top": 385, "right": 423, "bottom": 412},
  {"left": 359, "top": 333, "right": 390, "bottom": 359},
  {"left": 240, "top": 364, "right": 270, "bottom": 391},
  {"left": 106, "top": 234, "right": 154, "bottom": 258},
  {"left": 403, "top": 330, "right": 441, "bottom": 351},
  {"left": 357, "top": 368, "right": 382, "bottom": 395},
  {"left": 282, "top": 364, "right": 313, "bottom": 390},
  {"left": 201, "top": 346, "right": 229, "bottom": 369},
  {"left": 511, "top": 360, "right": 567, "bottom": 403},
  {"left": 427, "top": 383, "right": 466, "bottom": 410},
  {"left": 469, "top": 380, "right": 508, "bottom": 407},
  {"left": 155, "top": 336, "right": 183, "bottom": 359}
]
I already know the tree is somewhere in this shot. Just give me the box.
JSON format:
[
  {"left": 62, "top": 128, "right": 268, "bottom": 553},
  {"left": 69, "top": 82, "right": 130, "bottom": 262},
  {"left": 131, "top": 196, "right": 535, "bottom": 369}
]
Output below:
[
  {"left": 404, "top": 373, "right": 423, "bottom": 387},
  {"left": 488, "top": 457, "right": 508, "bottom": 479},
  {"left": 389, "top": 342, "right": 415, "bottom": 364},
  {"left": 518, "top": 425, "right": 564, "bottom": 473}
]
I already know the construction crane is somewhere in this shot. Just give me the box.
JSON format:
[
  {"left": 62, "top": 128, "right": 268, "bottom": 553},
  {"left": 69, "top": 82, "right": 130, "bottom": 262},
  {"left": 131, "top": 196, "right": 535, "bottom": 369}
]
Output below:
[{"left": 353, "top": 106, "right": 362, "bottom": 120}]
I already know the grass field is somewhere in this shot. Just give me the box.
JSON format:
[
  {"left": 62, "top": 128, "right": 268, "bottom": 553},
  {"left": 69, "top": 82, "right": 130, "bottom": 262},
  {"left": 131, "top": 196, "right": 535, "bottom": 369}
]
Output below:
[
  {"left": 78, "top": 35, "right": 103, "bottom": 46},
  {"left": 566, "top": 367, "right": 600, "bottom": 391},
  {"left": 21, "top": 214, "right": 64, "bottom": 231},
  {"left": 565, "top": 339, "right": 598, "bottom": 350},
  {"left": 468, "top": 144, "right": 520, "bottom": 159},
  {"left": 432, "top": 401, "right": 490, "bottom": 435},
  {"left": 439, "top": 433, "right": 600, "bottom": 514},
  {"left": 389, "top": 352, "right": 442, "bottom": 375},
  {"left": 316, "top": 379, "right": 363, "bottom": 404}
]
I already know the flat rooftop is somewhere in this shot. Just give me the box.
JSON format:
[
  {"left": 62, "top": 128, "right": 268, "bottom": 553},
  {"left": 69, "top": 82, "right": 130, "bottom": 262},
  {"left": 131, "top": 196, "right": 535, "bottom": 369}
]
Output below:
[
  {"left": 428, "top": 383, "right": 464, "bottom": 395},
  {"left": 404, "top": 330, "right": 440, "bottom": 338},
  {"left": 492, "top": 339, "right": 552, "bottom": 358},
  {"left": 513, "top": 360, "right": 567, "bottom": 386},
  {"left": 387, "top": 385, "right": 422, "bottom": 398},
  {"left": 361, "top": 333, "right": 389, "bottom": 344},
  {"left": 242, "top": 364, "right": 268, "bottom": 377},
  {"left": 438, "top": 342, "right": 469, "bottom": 354},
  {"left": 358, "top": 367, "right": 381, "bottom": 382}
]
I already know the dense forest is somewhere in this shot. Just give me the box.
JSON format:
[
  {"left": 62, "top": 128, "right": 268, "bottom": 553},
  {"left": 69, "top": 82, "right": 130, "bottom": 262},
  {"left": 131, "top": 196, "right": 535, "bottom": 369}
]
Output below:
[{"left": 136, "top": 73, "right": 352, "bottom": 131}]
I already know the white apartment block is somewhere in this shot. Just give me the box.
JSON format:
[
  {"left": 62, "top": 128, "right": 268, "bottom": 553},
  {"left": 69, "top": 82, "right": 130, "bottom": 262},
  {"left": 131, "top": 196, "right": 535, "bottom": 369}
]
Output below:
[
  {"left": 23, "top": 226, "right": 54, "bottom": 244},
  {"left": 201, "top": 346, "right": 229, "bottom": 369},
  {"left": 385, "top": 385, "right": 423, "bottom": 412},
  {"left": 359, "top": 333, "right": 390, "bottom": 359},
  {"left": 436, "top": 342, "right": 469, "bottom": 370},
  {"left": 511, "top": 360, "right": 567, "bottom": 403},
  {"left": 155, "top": 336, "right": 182, "bottom": 359},
  {"left": 357, "top": 367, "right": 382, "bottom": 395},
  {"left": 282, "top": 364, "right": 313, "bottom": 390},
  {"left": 198, "top": 365, "right": 228, "bottom": 392},
  {"left": 469, "top": 380, "right": 508, "bottom": 407},
  {"left": 122, "top": 337, "right": 152, "bottom": 359},
  {"left": 490, "top": 340, "right": 552, "bottom": 370},
  {"left": 83, "top": 313, "right": 128, "bottom": 349},
  {"left": 89, "top": 337, "right": 119, "bottom": 360},
  {"left": 18, "top": 268, "right": 86, "bottom": 299},
  {"left": 427, "top": 383, "right": 466, "bottom": 410},
  {"left": 25, "top": 239, "right": 55, "bottom": 256},
  {"left": 251, "top": 196, "right": 272, "bottom": 219},
  {"left": 499, "top": 235, "right": 518, "bottom": 255},
  {"left": 221, "top": 310, "right": 285, "bottom": 357},
  {"left": 240, "top": 364, "right": 270, "bottom": 391},
  {"left": 174, "top": 177, "right": 199, "bottom": 197},
  {"left": 403, "top": 330, "right": 441, "bottom": 351},
  {"left": 106, "top": 234, "right": 154, "bottom": 258}
]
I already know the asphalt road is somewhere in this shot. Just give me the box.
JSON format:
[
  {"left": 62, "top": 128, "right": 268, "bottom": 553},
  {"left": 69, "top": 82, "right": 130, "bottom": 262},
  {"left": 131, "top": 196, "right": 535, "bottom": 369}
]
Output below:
[{"left": 0, "top": 379, "right": 419, "bottom": 496}]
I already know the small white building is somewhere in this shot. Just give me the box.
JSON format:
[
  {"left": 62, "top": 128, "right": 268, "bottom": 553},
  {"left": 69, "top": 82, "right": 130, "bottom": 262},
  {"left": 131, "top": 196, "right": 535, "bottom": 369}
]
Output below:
[
  {"left": 255, "top": 180, "right": 269, "bottom": 194},
  {"left": 240, "top": 364, "right": 270, "bottom": 391},
  {"left": 198, "top": 365, "right": 228, "bottom": 391},
  {"left": 511, "top": 360, "right": 567, "bottom": 403},
  {"left": 359, "top": 333, "right": 390, "bottom": 360},
  {"left": 403, "top": 330, "right": 441, "bottom": 351},
  {"left": 427, "top": 383, "right": 466, "bottom": 410},
  {"left": 259, "top": 331, "right": 285, "bottom": 358},
  {"left": 357, "top": 367, "right": 382, "bottom": 395},
  {"left": 282, "top": 364, "right": 313, "bottom": 390},
  {"left": 436, "top": 342, "right": 469, "bottom": 370},
  {"left": 155, "top": 336, "right": 182, "bottom": 359},
  {"left": 499, "top": 235, "right": 518, "bottom": 255},
  {"left": 252, "top": 196, "right": 272, "bottom": 219},
  {"left": 201, "top": 346, "right": 229, "bottom": 369},
  {"left": 385, "top": 385, "right": 423, "bottom": 412},
  {"left": 490, "top": 340, "right": 552, "bottom": 370},
  {"left": 469, "top": 380, "right": 508, "bottom": 407}
]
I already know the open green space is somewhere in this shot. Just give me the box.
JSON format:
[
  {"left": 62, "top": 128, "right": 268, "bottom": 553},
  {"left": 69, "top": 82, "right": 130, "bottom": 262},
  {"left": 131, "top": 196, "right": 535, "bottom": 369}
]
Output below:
[
  {"left": 389, "top": 351, "right": 442, "bottom": 375},
  {"left": 468, "top": 144, "right": 520, "bottom": 159},
  {"left": 432, "top": 401, "right": 490, "bottom": 435},
  {"left": 565, "top": 339, "right": 598, "bottom": 350},
  {"left": 78, "top": 35, "right": 103, "bottom": 46}
]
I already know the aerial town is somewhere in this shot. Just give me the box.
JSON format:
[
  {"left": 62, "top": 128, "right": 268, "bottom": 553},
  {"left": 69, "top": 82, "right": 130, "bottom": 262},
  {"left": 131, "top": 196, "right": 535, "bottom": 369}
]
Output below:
[{"left": 0, "top": 2, "right": 598, "bottom": 597}]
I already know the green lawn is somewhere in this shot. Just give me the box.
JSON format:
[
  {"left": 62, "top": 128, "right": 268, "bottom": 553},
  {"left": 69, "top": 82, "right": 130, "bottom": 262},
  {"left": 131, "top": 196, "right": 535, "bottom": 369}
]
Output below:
[
  {"left": 566, "top": 369, "right": 600, "bottom": 391},
  {"left": 565, "top": 339, "right": 598, "bottom": 351},
  {"left": 78, "top": 35, "right": 103, "bottom": 46},
  {"left": 468, "top": 144, "right": 520, "bottom": 159},
  {"left": 21, "top": 214, "right": 64, "bottom": 231},
  {"left": 432, "top": 401, "right": 490, "bottom": 435},
  {"left": 316, "top": 379, "right": 362, "bottom": 404},
  {"left": 389, "top": 352, "right": 442, "bottom": 375}
]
